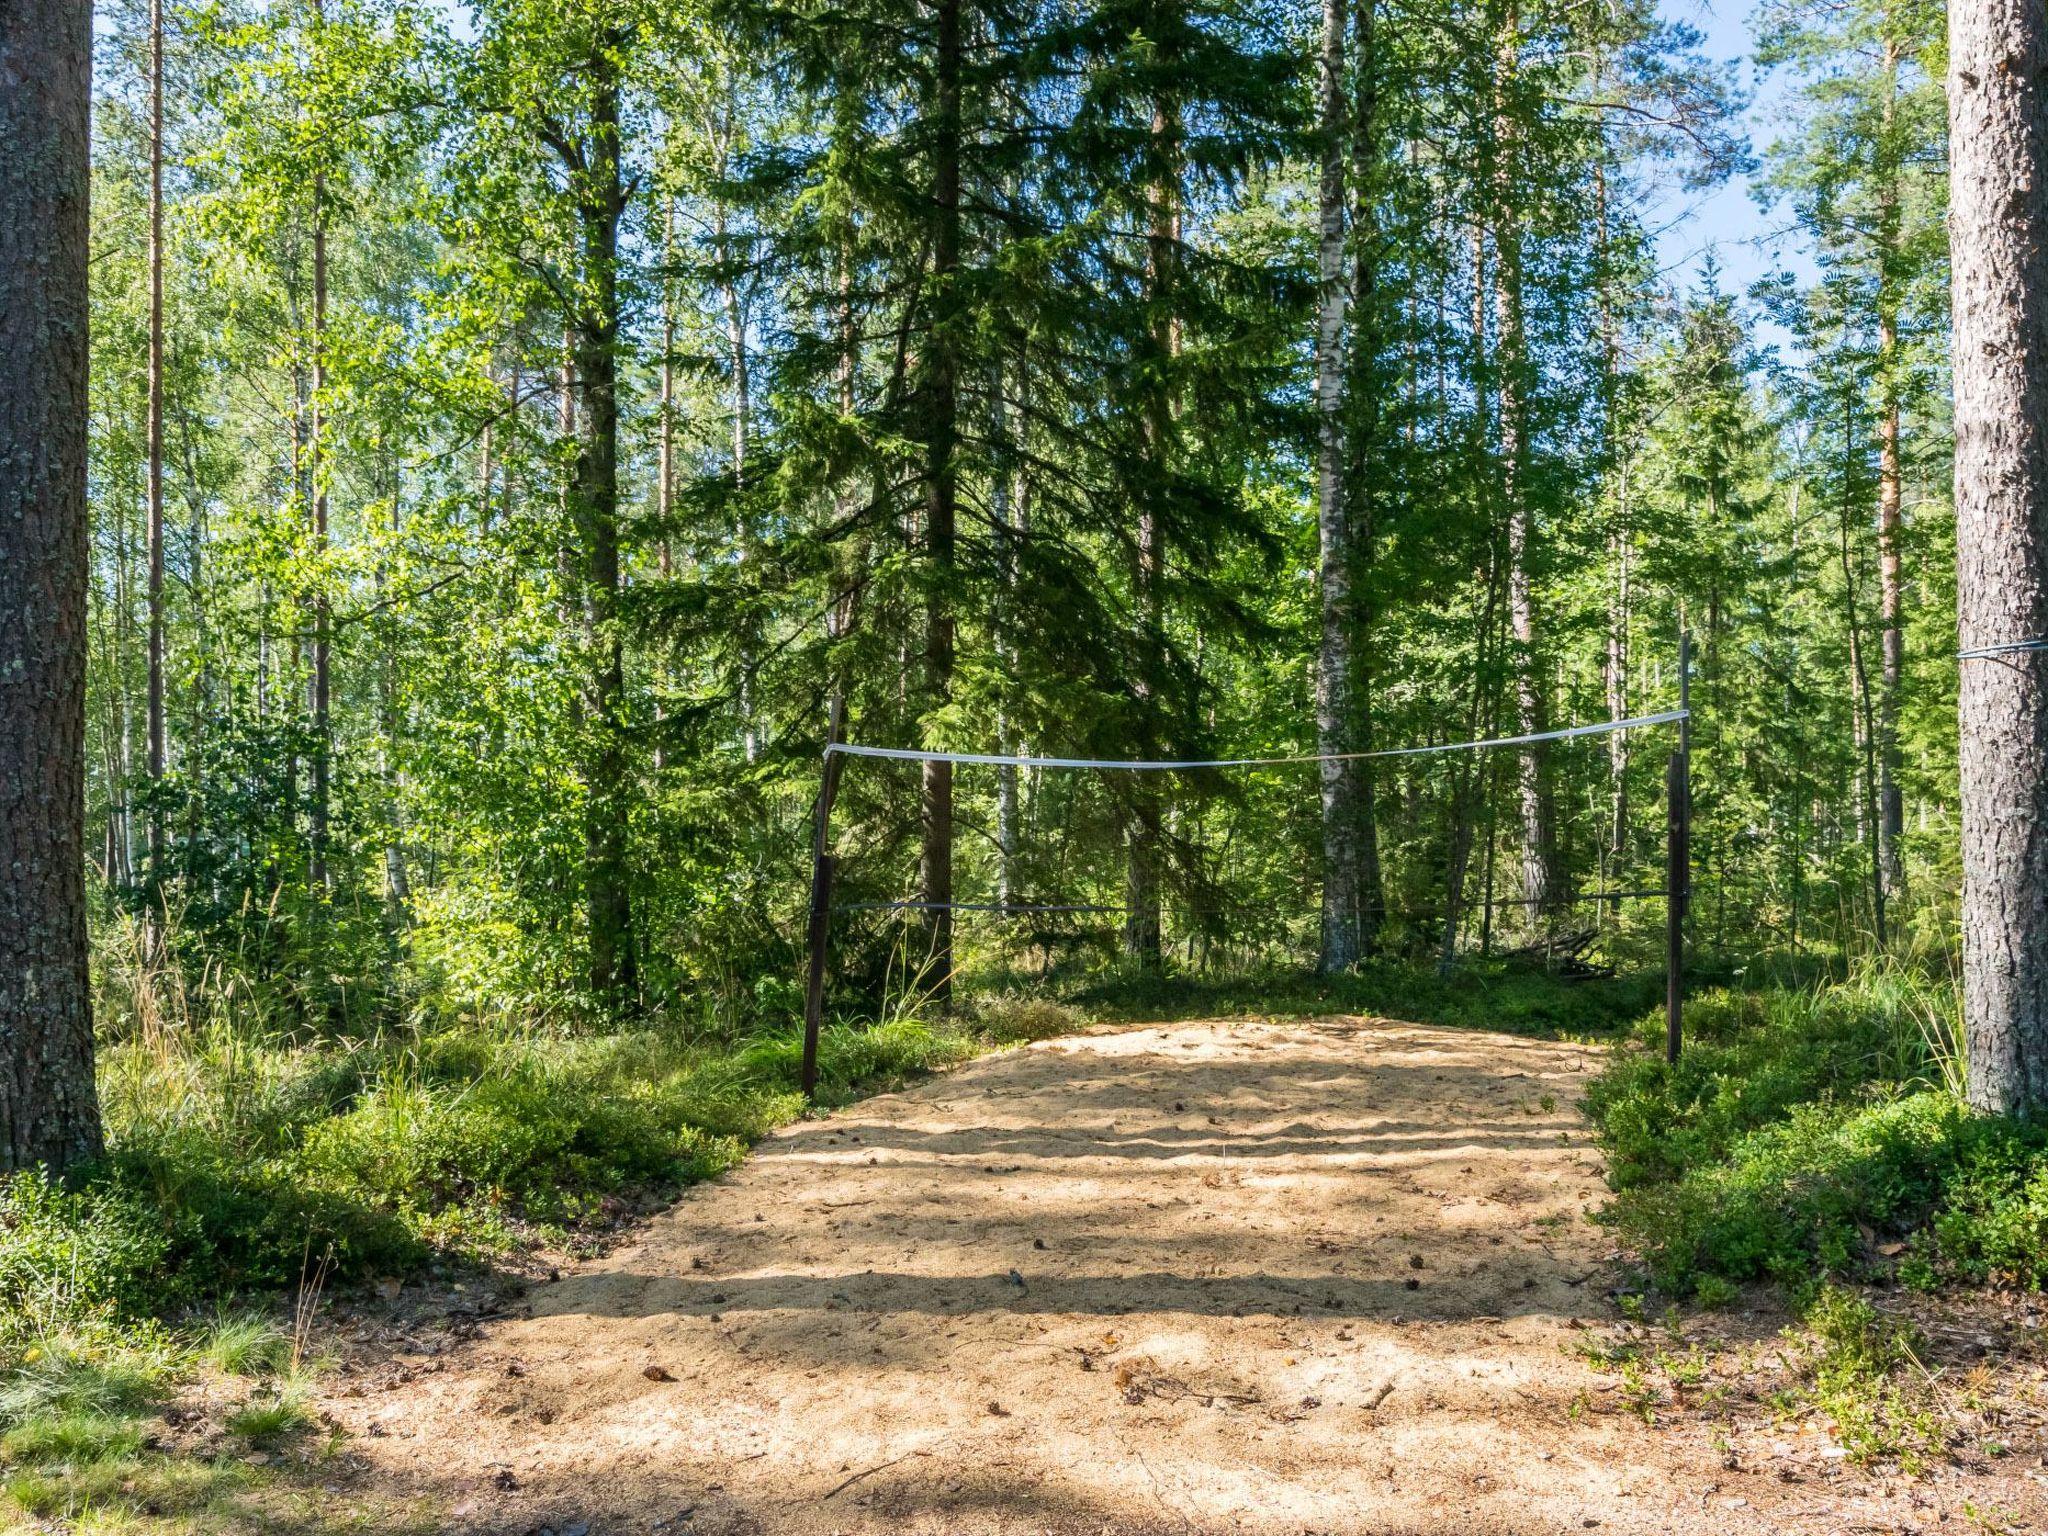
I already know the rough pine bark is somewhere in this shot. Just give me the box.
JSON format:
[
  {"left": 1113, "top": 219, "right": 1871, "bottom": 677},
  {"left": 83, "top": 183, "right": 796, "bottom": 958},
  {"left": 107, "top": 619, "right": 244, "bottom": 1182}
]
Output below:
[
  {"left": 1950, "top": 0, "right": 2048, "bottom": 1115},
  {"left": 0, "top": 0, "right": 105, "bottom": 1173}
]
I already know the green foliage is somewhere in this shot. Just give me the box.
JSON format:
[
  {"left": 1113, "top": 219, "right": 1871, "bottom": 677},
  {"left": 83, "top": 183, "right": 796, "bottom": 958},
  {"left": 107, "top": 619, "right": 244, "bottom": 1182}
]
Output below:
[
  {"left": 1, "top": 1003, "right": 1025, "bottom": 1348},
  {"left": 0, "top": 1176, "right": 172, "bottom": 1346},
  {"left": 1587, "top": 969, "right": 2048, "bottom": 1295},
  {"left": 1797, "top": 1285, "right": 1946, "bottom": 1471}
]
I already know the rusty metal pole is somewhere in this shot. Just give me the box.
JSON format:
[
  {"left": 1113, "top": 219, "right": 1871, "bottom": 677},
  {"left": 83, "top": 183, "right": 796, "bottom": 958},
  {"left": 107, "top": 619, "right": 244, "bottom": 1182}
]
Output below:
[{"left": 1666, "top": 628, "right": 1691, "bottom": 1065}]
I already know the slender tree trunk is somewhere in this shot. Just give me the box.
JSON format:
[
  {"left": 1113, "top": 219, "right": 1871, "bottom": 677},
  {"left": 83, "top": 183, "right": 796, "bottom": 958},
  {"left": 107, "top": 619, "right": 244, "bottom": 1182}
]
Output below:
[
  {"left": 1126, "top": 92, "right": 1176, "bottom": 970},
  {"left": 1594, "top": 138, "right": 1630, "bottom": 879},
  {"left": 994, "top": 358, "right": 1024, "bottom": 908},
  {"left": 1491, "top": 3, "right": 1556, "bottom": 919},
  {"left": 1313, "top": 0, "right": 1363, "bottom": 972},
  {"left": 145, "top": 0, "right": 167, "bottom": 897},
  {"left": 1346, "top": 0, "right": 1386, "bottom": 949},
  {"left": 308, "top": 0, "right": 331, "bottom": 911},
  {"left": 1837, "top": 408, "right": 1889, "bottom": 950},
  {"left": 919, "top": 0, "right": 962, "bottom": 1005},
  {"left": 1950, "top": 0, "right": 2048, "bottom": 1114},
  {"left": 477, "top": 372, "right": 495, "bottom": 530},
  {"left": 112, "top": 473, "right": 135, "bottom": 892},
  {"left": 715, "top": 124, "right": 760, "bottom": 765},
  {"left": 1440, "top": 556, "right": 1505, "bottom": 971},
  {"left": 1876, "top": 32, "right": 1907, "bottom": 906},
  {"left": 654, "top": 198, "right": 676, "bottom": 773},
  {"left": 378, "top": 476, "right": 410, "bottom": 941},
  {"left": 0, "top": 0, "right": 104, "bottom": 1173},
  {"left": 570, "top": 39, "right": 636, "bottom": 1009}
]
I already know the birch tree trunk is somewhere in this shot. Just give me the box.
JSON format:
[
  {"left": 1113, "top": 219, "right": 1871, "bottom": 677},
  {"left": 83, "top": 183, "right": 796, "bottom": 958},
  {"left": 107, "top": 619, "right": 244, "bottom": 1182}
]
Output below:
[
  {"left": 308, "top": 0, "right": 332, "bottom": 913},
  {"left": 0, "top": 0, "right": 104, "bottom": 1173},
  {"left": 145, "top": 0, "right": 167, "bottom": 891},
  {"left": 1876, "top": 31, "right": 1907, "bottom": 906},
  {"left": 1313, "top": 0, "right": 1364, "bottom": 972},
  {"left": 1950, "top": 0, "right": 2048, "bottom": 1115}
]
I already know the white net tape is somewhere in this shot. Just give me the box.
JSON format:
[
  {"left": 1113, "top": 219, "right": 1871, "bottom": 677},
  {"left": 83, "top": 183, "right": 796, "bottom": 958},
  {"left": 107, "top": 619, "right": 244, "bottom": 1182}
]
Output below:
[{"left": 824, "top": 708, "right": 1689, "bottom": 772}]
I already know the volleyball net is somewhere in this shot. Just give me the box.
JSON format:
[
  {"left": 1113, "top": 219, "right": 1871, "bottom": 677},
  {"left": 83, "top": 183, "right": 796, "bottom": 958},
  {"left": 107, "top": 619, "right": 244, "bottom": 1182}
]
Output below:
[{"left": 796, "top": 658, "right": 1699, "bottom": 1093}]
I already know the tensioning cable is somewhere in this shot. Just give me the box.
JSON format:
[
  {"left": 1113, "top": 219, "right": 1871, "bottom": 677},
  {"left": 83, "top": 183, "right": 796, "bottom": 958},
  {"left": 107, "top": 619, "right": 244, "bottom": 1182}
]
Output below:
[{"left": 1958, "top": 637, "right": 2048, "bottom": 660}]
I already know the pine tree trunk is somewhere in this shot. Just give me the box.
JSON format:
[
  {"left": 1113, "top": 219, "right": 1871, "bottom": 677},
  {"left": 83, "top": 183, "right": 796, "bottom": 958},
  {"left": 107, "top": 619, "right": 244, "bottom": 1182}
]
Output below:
[
  {"left": 1838, "top": 413, "right": 1890, "bottom": 950},
  {"left": 571, "top": 39, "right": 636, "bottom": 1009},
  {"left": 0, "top": 0, "right": 105, "bottom": 1173},
  {"left": 1876, "top": 329, "right": 1906, "bottom": 900},
  {"left": 993, "top": 358, "right": 1023, "bottom": 908},
  {"left": 715, "top": 124, "right": 760, "bottom": 766},
  {"left": 112, "top": 467, "right": 136, "bottom": 893},
  {"left": 1313, "top": 0, "right": 1363, "bottom": 973},
  {"left": 1950, "top": 0, "right": 2048, "bottom": 1115},
  {"left": 1594, "top": 140, "right": 1630, "bottom": 879},
  {"left": 919, "top": 0, "right": 962, "bottom": 1006}
]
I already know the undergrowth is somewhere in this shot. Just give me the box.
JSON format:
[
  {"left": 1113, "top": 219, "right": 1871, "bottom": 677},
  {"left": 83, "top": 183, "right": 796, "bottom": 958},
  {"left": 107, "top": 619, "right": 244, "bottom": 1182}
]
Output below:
[
  {"left": 5, "top": 1002, "right": 1069, "bottom": 1338},
  {"left": 1585, "top": 960, "right": 2048, "bottom": 1296},
  {"left": 1581, "top": 958, "right": 2045, "bottom": 1473},
  {"left": 0, "top": 986, "right": 1081, "bottom": 1531}
]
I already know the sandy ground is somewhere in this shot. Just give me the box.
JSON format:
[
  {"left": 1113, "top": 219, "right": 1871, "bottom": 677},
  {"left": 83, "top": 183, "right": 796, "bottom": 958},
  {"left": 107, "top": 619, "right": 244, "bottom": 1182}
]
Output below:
[{"left": 325, "top": 1017, "right": 2048, "bottom": 1535}]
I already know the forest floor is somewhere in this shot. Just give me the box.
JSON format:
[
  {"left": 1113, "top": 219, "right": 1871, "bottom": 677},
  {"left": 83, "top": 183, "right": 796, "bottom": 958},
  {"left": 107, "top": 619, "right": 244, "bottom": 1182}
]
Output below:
[{"left": 299, "top": 1014, "right": 2047, "bottom": 1536}]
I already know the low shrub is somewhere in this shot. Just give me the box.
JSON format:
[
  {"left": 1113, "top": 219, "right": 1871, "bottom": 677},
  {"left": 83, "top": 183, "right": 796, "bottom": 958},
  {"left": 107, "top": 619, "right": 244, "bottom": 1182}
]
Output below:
[
  {"left": 0, "top": 1176, "right": 171, "bottom": 1343},
  {"left": 1586, "top": 967, "right": 2048, "bottom": 1296}
]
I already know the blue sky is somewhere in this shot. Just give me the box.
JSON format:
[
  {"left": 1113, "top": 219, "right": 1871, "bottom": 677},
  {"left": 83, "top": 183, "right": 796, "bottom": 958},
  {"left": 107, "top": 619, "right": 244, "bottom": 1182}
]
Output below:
[{"left": 1649, "top": 0, "right": 1817, "bottom": 304}]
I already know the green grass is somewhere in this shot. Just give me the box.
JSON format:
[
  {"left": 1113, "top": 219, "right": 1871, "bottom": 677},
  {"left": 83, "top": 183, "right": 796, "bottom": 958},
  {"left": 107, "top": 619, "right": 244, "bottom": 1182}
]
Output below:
[
  {"left": 0, "top": 991, "right": 1085, "bottom": 1534},
  {"left": 224, "top": 1386, "right": 315, "bottom": 1446},
  {"left": 0, "top": 1005, "right": 1036, "bottom": 1337}
]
